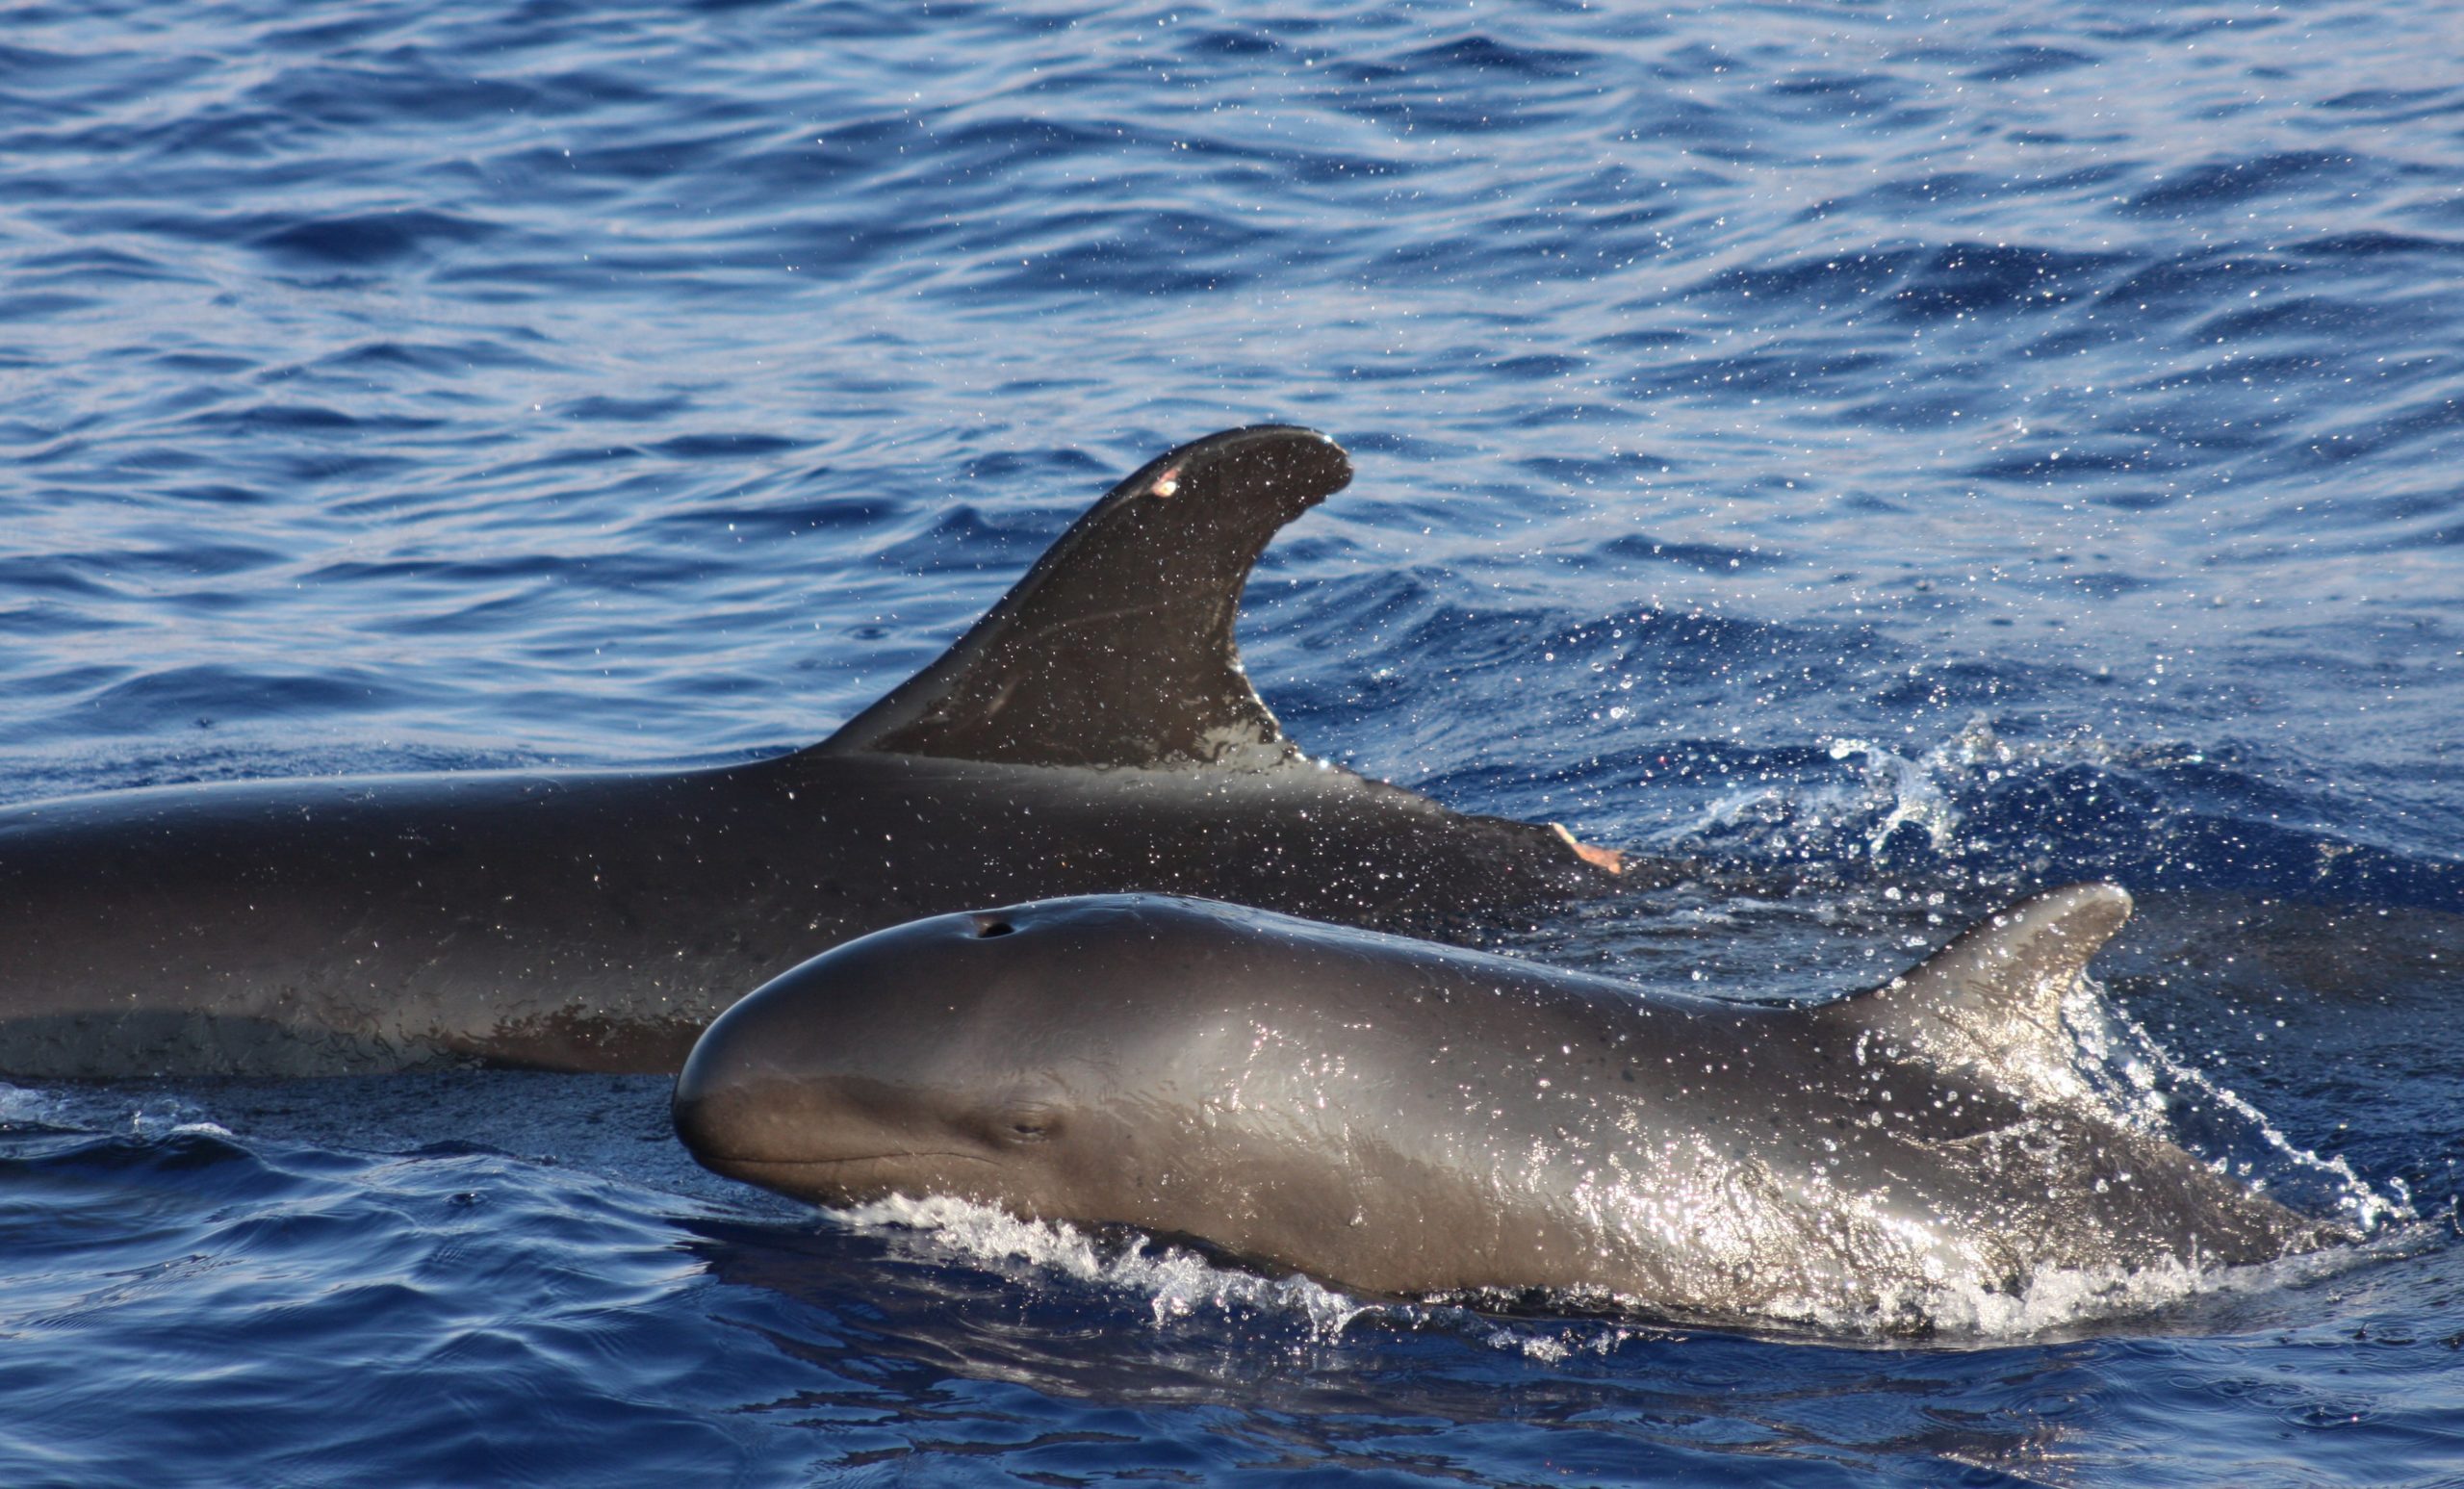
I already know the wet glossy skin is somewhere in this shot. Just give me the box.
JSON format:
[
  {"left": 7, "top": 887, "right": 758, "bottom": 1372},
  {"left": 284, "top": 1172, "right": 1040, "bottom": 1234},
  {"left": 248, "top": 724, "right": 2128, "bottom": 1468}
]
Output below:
[
  {"left": 0, "top": 754, "right": 1610, "bottom": 1075},
  {"left": 0, "top": 427, "right": 1630, "bottom": 1077},
  {"left": 675, "top": 892, "right": 2338, "bottom": 1324}
]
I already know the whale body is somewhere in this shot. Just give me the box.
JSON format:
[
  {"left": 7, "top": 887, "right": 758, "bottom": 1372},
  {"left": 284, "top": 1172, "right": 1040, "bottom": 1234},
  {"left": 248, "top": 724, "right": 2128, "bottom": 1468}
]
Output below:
[
  {"left": 672, "top": 888, "right": 2342, "bottom": 1328},
  {"left": 0, "top": 427, "right": 1630, "bottom": 1077}
]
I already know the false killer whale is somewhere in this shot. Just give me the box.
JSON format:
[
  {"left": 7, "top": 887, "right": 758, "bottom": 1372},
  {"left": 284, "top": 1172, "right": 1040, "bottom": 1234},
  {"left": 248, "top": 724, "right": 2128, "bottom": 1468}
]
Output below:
[
  {"left": 673, "top": 887, "right": 2344, "bottom": 1329},
  {"left": 0, "top": 426, "right": 1632, "bottom": 1078}
]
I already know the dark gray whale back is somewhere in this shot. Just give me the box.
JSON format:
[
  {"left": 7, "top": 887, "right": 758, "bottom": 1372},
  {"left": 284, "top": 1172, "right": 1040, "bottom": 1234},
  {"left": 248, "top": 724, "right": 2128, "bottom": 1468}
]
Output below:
[
  {"left": 0, "top": 428, "right": 1630, "bottom": 1078},
  {"left": 674, "top": 889, "right": 2341, "bottom": 1328}
]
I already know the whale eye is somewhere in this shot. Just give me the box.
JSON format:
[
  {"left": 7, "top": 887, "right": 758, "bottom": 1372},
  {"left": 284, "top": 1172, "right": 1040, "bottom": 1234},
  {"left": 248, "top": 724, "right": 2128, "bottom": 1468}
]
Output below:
[
  {"left": 972, "top": 915, "right": 1014, "bottom": 938},
  {"left": 972, "top": 1080, "right": 1068, "bottom": 1149},
  {"left": 986, "top": 1103, "right": 1062, "bottom": 1145}
]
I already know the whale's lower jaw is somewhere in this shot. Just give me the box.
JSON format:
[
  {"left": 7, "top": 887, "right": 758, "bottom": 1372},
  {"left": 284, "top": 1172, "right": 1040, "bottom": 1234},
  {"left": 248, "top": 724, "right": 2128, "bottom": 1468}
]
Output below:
[{"left": 680, "top": 1149, "right": 1008, "bottom": 1206}]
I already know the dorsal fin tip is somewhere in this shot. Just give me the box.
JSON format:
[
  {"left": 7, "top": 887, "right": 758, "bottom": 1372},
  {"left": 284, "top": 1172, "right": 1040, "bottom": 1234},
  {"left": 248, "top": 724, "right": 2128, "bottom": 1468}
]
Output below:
[{"left": 816, "top": 426, "right": 1351, "bottom": 769}]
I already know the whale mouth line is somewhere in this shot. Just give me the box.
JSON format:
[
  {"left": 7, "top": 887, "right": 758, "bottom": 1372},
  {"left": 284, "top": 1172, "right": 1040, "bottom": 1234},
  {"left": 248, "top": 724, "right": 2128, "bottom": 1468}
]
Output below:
[{"left": 692, "top": 1149, "right": 998, "bottom": 1171}]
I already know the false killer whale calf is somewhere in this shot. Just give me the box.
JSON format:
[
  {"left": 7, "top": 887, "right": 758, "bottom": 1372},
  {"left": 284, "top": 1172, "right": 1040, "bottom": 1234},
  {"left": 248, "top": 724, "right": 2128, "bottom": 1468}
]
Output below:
[
  {"left": 673, "top": 887, "right": 2345, "bottom": 1329},
  {"left": 0, "top": 426, "right": 1632, "bottom": 1079}
]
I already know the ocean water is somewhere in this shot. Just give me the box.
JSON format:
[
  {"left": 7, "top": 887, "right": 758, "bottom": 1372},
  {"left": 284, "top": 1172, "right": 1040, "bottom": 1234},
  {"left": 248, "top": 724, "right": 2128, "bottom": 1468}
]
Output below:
[{"left": 5, "top": 0, "right": 2463, "bottom": 1482}]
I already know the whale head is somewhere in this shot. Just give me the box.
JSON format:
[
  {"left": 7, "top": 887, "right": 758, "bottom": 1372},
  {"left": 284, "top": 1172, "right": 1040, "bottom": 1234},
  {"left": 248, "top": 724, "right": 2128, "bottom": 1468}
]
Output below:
[
  {"left": 672, "top": 896, "right": 1250, "bottom": 1221},
  {"left": 672, "top": 894, "right": 1482, "bottom": 1283}
]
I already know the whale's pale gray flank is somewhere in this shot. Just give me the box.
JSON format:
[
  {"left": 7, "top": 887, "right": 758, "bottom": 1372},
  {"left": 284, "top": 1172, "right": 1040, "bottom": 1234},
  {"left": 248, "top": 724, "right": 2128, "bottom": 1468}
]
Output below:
[
  {"left": 673, "top": 887, "right": 2340, "bottom": 1325},
  {"left": 0, "top": 427, "right": 1634, "bottom": 1078}
]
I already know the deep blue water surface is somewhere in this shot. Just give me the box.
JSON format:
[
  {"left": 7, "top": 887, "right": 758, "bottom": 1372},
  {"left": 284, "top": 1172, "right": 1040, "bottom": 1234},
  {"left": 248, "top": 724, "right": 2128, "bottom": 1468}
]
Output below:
[{"left": 7, "top": 1, "right": 2464, "bottom": 1482}]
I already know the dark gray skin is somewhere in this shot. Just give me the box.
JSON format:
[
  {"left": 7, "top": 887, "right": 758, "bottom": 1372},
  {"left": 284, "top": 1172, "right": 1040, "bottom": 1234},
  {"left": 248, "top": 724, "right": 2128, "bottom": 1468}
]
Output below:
[
  {"left": 0, "top": 427, "right": 1631, "bottom": 1078},
  {"left": 674, "top": 887, "right": 2345, "bottom": 1327}
]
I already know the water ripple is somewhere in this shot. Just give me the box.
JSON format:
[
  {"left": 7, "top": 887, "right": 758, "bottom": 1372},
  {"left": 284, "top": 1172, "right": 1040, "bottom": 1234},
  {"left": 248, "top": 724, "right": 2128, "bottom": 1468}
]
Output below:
[{"left": 5, "top": 0, "right": 2464, "bottom": 1481}]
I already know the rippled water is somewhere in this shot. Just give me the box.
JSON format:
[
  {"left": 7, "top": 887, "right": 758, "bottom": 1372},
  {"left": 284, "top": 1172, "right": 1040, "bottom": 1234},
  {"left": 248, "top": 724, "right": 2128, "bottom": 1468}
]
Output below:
[{"left": 6, "top": 1, "right": 2464, "bottom": 1483}]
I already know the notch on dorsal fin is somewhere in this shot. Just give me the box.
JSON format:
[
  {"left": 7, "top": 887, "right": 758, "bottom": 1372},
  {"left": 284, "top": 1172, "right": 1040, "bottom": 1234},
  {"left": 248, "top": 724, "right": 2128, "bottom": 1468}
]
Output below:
[
  {"left": 1823, "top": 883, "right": 2133, "bottom": 1090},
  {"left": 815, "top": 426, "right": 1351, "bottom": 769}
]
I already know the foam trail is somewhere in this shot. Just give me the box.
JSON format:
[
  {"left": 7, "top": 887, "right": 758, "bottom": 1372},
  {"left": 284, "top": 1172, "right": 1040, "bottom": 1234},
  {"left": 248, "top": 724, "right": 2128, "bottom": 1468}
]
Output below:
[
  {"left": 841, "top": 1194, "right": 1378, "bottom": 1338},
  {"left": 829, "top": 1186, "right": 2385, "bottom": 1346}
]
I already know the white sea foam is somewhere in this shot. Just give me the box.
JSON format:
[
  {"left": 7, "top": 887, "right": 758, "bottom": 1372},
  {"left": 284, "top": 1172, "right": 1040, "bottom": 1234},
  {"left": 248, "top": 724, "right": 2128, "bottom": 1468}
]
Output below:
[
  {"left": 827, "top": 1187, "right": 2400, "bottom": 1350},
  {"left": 0, "top": 1081, "right": 63, "bottom": 1127},
  {"left": 839, "top": 1194, "right": 1378, "bottom": 1339},
  {"left": 841, "top": 1194, "right": 1684, "bottom": 1354},
  {"left": 1686, "top": 713, "right": 2140, "bottom": 864},
  {"left": 1779, "top": 1232, "right": 2401, "bottom": 1342},
  {"left": 0, "top": 1083, "right": 242, "bottom": 1145},
  {"left": 1824, "top": 732, "right": 1967, "bottom": 859}
]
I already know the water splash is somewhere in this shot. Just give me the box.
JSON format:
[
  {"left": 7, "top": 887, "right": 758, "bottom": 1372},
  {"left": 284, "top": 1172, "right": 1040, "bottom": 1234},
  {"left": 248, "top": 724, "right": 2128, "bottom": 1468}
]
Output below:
[
  {"left": 1825, "top": 732, "right": 1969, "bottom": 860},
  {"left": 841, "top": 1194, "right": 1378, "bottom": 1340},
  {"left": 1681, "top": 714, "right": 2066, "bottom": 866},
  {"left": 2064, "top": 979, "right": 2411, "bottom": 1235},
  {"left": 834, "top": 1168, "right": 2390, "bottom": 1348}
]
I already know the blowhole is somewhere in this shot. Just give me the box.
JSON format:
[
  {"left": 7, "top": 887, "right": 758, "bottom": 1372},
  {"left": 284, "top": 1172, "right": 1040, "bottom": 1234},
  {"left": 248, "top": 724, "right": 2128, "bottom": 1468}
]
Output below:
[{"left": 973, "top": 916, "right": 1014, "bottom": 938}]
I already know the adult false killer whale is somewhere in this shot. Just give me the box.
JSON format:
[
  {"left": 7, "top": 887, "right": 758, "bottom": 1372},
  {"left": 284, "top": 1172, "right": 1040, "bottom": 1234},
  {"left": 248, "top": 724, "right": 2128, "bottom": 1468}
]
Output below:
[
  {"left": 0, "top": 426, "right": 1631, "bottom": 1078},
  {"left": 673, "top": 888, "right": 2344, "bottom": 1329}
]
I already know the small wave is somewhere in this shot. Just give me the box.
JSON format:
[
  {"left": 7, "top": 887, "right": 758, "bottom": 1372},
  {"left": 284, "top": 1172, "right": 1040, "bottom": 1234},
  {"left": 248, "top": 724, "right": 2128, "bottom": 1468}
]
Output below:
[
  {"left": 0, "top": 1081, "right": 234, "bottom": 1143},
  {"left": 250, "top": 209, "right": 497, "bottom": 268},
  {"left": 832, "top": 1175, "right": 2389, "bottom": 1348},
  {"left": 840, "top": 1194, "right": 1673, "bottom": 1356},
  {"left": 0, "top": 1082, "right": 68, "bottom": 1130},
  {"left": 841, "top": 1194, "right": 1379, "bottom": 1340},
  {"left": 1662, "top": 712, "right": 2463, "bottom": 908},
  {"left": 1674, "top": 714, "right": 2035, "bottom": 866},
  {"left": 1835, "top": 1236, "right": 2401, "bottom": 1341}
]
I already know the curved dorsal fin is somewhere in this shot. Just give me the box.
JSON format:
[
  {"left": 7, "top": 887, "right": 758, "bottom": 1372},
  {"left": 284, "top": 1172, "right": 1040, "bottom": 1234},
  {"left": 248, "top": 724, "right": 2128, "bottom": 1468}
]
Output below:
[
  {"left": 1824, "top": 883, "right": 2133, "bottom": 1087},
  {"left": 815, "top": 426, "right": 1351, "bottom": 769}
]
